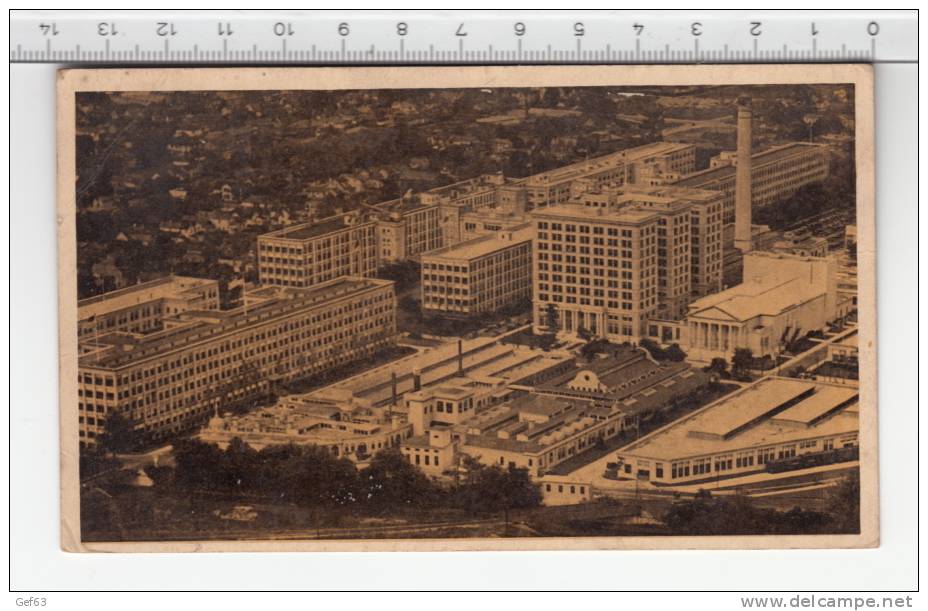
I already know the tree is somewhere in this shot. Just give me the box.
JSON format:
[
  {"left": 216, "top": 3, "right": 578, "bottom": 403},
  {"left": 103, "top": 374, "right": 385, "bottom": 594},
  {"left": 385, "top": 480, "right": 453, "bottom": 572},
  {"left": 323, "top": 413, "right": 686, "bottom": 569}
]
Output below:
[
  {"left": 359, "top": 448, "right": 440, "bottom": 511},
  {"left": 278, "top": 445, "right": 360, "bottom": 507},
  {"left": 220, "top": 436, "right": 260, "bottom": 491},
  {"left": 705, "top": 357, "right": 730, "bottom": 377},
  {"left": 452, "top": 461, "right": 542, "bottom": 519},
  {"left": 377, "top": 260, "right": 421, "bottom": 291},
  {"left": 825, "top": 472, "right": 860, "bottom": 534},
  {"left": 639, "top": 338, "right": 666, "bottom": 361},
  {"left": 96, "top": 411, "right": 138, "bottom": 458},
  {"left": 398, "top": 295, "right": 420, "bottom": 316},
  {"left": 580, "top": 337, "right": 610, "bottom": 361},
  {"left": 173, "top": 438, "right": 226, "bottom": 490},
  {"left": 663, "top": 344, "right": 687, "bottom": 362},
  {"left": 664, "top": 493, "right": 831, "bottom": 536},
  {"left": 731, "top": 348, "right": 755, "bottom": 380},
  {"left": 544, "top": 303, "right": 559, "bottom": 333},
  {"left": 79, "top": 442, "right": 119, "bottom": 479}
]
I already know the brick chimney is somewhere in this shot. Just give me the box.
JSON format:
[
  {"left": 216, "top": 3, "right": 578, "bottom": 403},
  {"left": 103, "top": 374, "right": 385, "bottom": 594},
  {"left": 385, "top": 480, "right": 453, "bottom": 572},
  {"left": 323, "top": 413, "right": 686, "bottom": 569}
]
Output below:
[{"left": 734, "top": 96, "right": 753, "bottom": 253}]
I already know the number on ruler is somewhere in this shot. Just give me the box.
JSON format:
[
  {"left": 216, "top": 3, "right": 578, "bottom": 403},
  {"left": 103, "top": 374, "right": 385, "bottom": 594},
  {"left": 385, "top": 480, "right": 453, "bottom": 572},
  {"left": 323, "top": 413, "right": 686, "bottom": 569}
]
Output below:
[
  {"left": 691, "top": 22, "right": 702, "bottom": 36},
  {"left": 97, "top": 22, "right": 118, "bottom": 36},
  {"left": 157, "top": 22, "right": 177, "bottom": 37},
  {"left": 514, "top": 22, "right": 525, "bottom": 37},
  {"left": 39, "top": 22, "right": 59, "bottom": 36},
  {"left": 867, "top": 22, "right": 879, "bottom": 36},
  {"left": 338, "top": 23, "right": 350, "bottom": 37},
  {"left": 455, "top": 23, "right": 467, "bottom": 37},
  {"left": 633, "top": 23, "right": 644, "bottom": 36},
  {"left": 273, "top": 22, "right": 294, "bottom": 36},
  {"left": 218, "top": 22, "right": 234, "bottom": 36},
  {"left": 574, "top": 22, "right": 585, "bottom": 37},
  {"left": 750, "top": 22, "right": 762, "bottom": 37},
  {"left": 396, "top": 22, "right": 408, "bottom": 36}
]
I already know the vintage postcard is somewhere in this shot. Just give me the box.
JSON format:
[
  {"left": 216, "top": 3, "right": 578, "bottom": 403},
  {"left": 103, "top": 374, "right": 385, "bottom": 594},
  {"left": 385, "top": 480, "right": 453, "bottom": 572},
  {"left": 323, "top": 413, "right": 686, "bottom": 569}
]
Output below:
[{"left": 58, "top": 64, "right": 875, "bottom": 552}]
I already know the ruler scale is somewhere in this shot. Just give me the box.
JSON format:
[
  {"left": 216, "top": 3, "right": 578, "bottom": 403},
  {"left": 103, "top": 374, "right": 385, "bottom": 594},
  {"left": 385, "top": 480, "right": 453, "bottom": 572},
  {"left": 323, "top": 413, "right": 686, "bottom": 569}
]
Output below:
[{"left": 10, "top": 10, "right": 918, "bottom": 64}]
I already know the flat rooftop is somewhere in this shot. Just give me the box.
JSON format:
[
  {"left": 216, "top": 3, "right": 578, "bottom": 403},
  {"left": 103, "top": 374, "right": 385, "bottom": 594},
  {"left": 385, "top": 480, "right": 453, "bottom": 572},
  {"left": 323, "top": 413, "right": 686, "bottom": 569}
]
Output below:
[
  {"left": 261, "top": 213, "right": 372, "bottom": 241},
  {"left": 530, "top": 201, "right": 660, "bottom": 224},
  {"left": 460, "top": 396, "right": 599, "bottom": 454},
  {"left": 619, "top": 378, "right": 859, "bottom": 462},
  {"left": 78, "top": 276, "right": 216, "bottom": 319},
  {"left": 309, "top": 337, "right": 565, "bottom": 407},
  {"left": 674, "top": 142, "right": 827, "bottom": 188},
  {"left": 687, "top": 276, "right": 824, "bottom": 322},
  {"left": 527, "top": 142, "right": 692, "bottom": 185},
  {"left": 619, "top": 185, "right": 722, "bottom": 205},
  {"left": 688, "top": 380, "right": 815, "bottom": 439},
  {"left": 374, "top": 197, "right": 431, "bottom": 215},
  {"left": 772, "top": 386, "right": 859, "bottom": 426},
  {"left": 80, "top": 277, "right": 390, "bottom": 370},
  {"left": 427, "top": 174, "right": 503, "bottom": 196},
  {"left": 835, "top": 329, "right": 858, "bottom": 349},
  {"left": 423, "top": 224, "right": 533, "bottom": 261}
]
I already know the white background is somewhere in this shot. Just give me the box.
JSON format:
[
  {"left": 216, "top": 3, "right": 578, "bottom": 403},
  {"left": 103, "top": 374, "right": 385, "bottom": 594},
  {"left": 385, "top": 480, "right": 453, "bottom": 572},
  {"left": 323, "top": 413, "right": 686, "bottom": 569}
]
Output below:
[{"left": 4, "top": 8, "right": 922, "bottom": 605}]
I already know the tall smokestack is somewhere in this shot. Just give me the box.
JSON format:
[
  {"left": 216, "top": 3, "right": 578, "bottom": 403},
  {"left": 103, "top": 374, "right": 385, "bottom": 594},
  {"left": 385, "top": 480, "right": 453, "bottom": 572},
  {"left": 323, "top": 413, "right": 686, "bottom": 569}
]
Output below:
[
  {"left": 734, "top": 96, "right": 753, "bottom": 253},
  {"left": 457, "top": 339, "right": 463, "bottom": 375},
  {"left": 391, "top": 371, "right": 398, "bottom": 405},
  {"left": 412, "top": 367, "right": 421, "bottom": 392}
]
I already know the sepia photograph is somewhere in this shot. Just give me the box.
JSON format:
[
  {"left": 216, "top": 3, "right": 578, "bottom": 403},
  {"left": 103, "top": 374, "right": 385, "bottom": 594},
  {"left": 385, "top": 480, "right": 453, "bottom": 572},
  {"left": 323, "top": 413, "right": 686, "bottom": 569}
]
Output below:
[{"left": 57, "top": 65, "right": 876, "bottom": 552}]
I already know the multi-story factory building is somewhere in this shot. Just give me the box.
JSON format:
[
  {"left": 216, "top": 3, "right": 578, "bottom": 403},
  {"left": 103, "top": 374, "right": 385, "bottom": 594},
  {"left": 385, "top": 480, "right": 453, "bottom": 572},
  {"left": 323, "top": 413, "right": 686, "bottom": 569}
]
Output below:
[
  {"left": 374, "top": 198, "right": 450, "bottom": 262},
  {"left": 77, "top": 277, "right": 396, "bottom": 445},
  {"left": 523, "top": 142, "right": 696, "bottom": 209},
  {"left": 674, "top": 142, "right": 830, "bottom": 224},
  {"left": 420, "top": 224, "right": 533, "bottom": 316},
  {"left": 257, "top": 211, "right": 379, "bottom": 288},
  {"left": 617, "top": 186, "right": 726, "bottom": 306},
  {"left": 419, "top": 174, "right": 508, "bottom": 210},
  {"left": 531, "top": 203, "right": 660, "bottom": 341},
  {"left": 531, "top": 183, "right": 724, "bottom": 340},
  {"left": 78, "top": 275, "right": 220, "bottom": 339}
]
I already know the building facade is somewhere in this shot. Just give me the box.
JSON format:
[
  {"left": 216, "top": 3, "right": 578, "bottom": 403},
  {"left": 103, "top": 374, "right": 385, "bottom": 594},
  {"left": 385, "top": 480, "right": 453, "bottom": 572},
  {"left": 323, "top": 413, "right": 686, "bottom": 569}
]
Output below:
[
  {"left": 399, "top": 427, "right": 458, "bottom": 476},
  {"left": 456, "top": 395, "right": 628, "bottom": 478},
  {"left": 77, "top": 277, "right": 396, "bottom": 445},
  {"left": 200, "top": 395, "right": 414, "bottom": 461},
  {"left": 257, "top": 211, "right": 379, "bottom": 288},
  {"left": 674, "top": 142, "right": 830, "bottom": 224},
  {"left": 421, "top": 225, "right": 533, "bottom": 316},
  {"left": 531, "top": 202, "right": 660, "bottom": 342},
  {"left": 615, "top": 377, "right": 859, "bottom": 485},
  {"left": 683, "top": 252, "right": 840, "bottom": 363},
  {"left": 523, "top": 142, "right": 697, "bottom": 209},
  {"left": 459, "top": 209, "right": 529, "bottom": 241},
  {"left": 419, "top": 174, "right": 508, "bottom": 210},
  {"left": 531, "top": 183, "right": 725, "bottom": 340},
  {"left": 78, "top": 275, "right": 220, "bottom": 339}
]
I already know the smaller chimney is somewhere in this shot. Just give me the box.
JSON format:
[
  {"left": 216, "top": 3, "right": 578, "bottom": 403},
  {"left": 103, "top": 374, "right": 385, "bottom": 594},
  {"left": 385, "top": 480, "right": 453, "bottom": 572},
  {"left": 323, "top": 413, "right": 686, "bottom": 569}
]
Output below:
[
  {"left": 457, "top": 339, "right": 464, "bottom": 374},
  {"left": 412, "top": 367, "right": 422, "bottom": 392},
  {"left": 391, "top": 371, "right": 398, "bottom": 406}
]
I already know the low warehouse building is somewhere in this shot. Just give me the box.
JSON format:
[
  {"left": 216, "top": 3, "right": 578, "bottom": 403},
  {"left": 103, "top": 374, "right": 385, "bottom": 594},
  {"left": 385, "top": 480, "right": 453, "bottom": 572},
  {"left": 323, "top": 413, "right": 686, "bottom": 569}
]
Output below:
[{"left": 615, "top": 377, "right": 859, "bottom": 486}]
